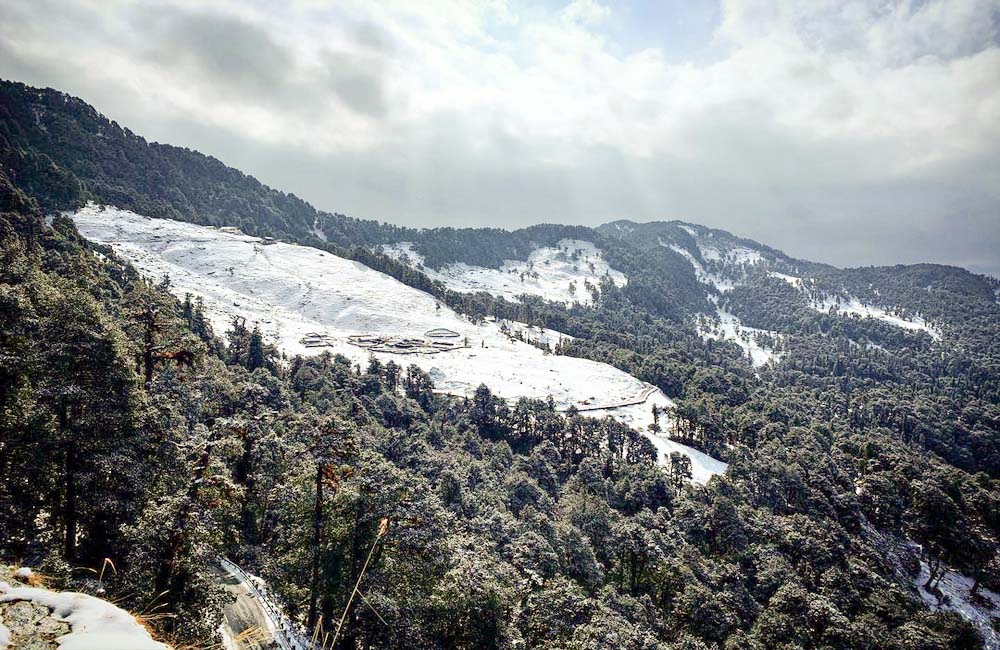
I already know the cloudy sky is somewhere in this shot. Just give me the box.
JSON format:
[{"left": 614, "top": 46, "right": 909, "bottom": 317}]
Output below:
[{"left": 2, "top": 0, "right": 999, "bottom": 274}]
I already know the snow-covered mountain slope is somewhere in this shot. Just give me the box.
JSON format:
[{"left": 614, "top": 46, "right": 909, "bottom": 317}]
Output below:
[
  {"left": 698, "top": 310, "right": 782, "bottom": 368},
  {"left": 675, "top": 224, "right": 765, "bottom": 268},
  {"left": 649, "top": 221, "right": 942, "bottom": 344},
  {"left": 811, "top": 295, "right": 941, "bottom": 339},
  {"left": 382, "top": 239, "right": 627, "bottom": 306},
  {"left": 73, "top": 205, "right": 725, "bottom": 483},
  {"left": 662, "top": 240, "right": 735, "bottom": 294}
]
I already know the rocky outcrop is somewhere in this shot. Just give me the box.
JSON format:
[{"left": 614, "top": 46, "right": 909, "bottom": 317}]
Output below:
[{"left": 0, "top": 565, "right": 171, "bottom": 650}]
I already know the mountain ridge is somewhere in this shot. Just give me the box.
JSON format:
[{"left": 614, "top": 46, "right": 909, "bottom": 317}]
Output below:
[{"left": 2, "top": 79, "right": 993, "bottom": 285}]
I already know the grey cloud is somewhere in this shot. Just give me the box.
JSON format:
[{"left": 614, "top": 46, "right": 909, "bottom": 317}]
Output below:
[
  {"left": 139, "top": 7, "right": 297, "bottom": 101},
  {"left": 0, "top": 0, "right": 997, "bottom": 276},
  {"left": 353, "top": 20, "right": 395, "bottom": 55},
  {"left": 323, "top": 51, "right": 388, "bottom": 118},
  {"left": 133, "top": 6, "right": 391, "bottom": 120}
]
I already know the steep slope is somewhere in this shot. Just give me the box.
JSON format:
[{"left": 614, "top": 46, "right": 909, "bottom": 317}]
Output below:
[
  {"left": 382, "top": 239, "right": 628, "bottom": 307},
  {"left": 73, "top": 204, "right": 727, "bottom": 482},
  {"left": 0, "top": 80, "right": 405, "bottom": 249}
]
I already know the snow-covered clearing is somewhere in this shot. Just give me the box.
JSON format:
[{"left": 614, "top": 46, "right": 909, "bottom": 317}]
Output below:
[
  {"left": 663, "top": 241, "right": 734, "bottom": 293},
  {"left": 814, "top": 296, "right": 940, "bottom": 340},
  {"left": 724, "top": 246, "right": 763, "bottom": 265},
  {"left": 382, "top": 239, "right": 627, "bottom": 307},
  {"left": 768, "top": 271, "right": 803, "bottom": 289},
  {"left": 73, "top": 206, "right": 725, "bottom": 483},
  {"left": 582, "top": 390, "right": 729, "bottom": 484},
  {"left": 698, "top": 310, "right": 781, "bottom": 368},
  {"left": 913, "top": 558, "right": 1000, "bottom": 649},
  {"left": 0, "top": 578, "right": 169, "bottom": 650}
]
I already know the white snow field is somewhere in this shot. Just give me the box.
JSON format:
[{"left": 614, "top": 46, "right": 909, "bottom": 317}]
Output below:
[
  {"left": 698, "top": 310, "right": 781, "bottom": 368},
  {"left": 813, "top": 295, "right": 940, "bottom": 340},
  {"left": 767, "top": 271, "right": 804, "bottom": 289},
  {"left": 0, "top": 578, "right": 170, "bottom": 650},
  {"left": 73, "top": 205, "right": 725, "bottom": 483},
  {"left": 382, "top": 239, "right": 627, "bottom": 307}
]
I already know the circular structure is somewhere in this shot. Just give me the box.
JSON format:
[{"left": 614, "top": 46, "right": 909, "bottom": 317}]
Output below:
[{"left": 424, "top": 327, "right": 460, "bottom": 338}]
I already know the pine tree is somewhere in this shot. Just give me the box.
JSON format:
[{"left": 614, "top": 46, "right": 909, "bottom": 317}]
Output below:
[{"left": 247, "top": 325, "right": 266, "bottom": 371}]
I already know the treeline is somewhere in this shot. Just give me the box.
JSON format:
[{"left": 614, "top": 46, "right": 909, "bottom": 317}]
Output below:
[{"left": 0, "top": 80, "right": 411, "bottom": 248}]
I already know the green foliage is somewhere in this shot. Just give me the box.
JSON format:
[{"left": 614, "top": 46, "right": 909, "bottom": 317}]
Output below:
[{"left": 2, "top": 80, "right": 998, "bottom": 649}]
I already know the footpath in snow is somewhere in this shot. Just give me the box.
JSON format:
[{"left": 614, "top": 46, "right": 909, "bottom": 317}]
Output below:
[{"left": 73, "top": 206, "right": 726, "bottom": 483}]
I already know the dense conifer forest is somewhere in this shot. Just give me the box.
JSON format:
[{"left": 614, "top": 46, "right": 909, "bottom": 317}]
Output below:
[{"left": 1, "top": 80, "right": 999, "bottom": 648}]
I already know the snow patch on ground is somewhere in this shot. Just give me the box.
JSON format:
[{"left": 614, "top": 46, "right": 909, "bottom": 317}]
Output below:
[
  {"left": 768, "top": 271, "right": 803, "bottom": 288},
  {"left": 697, "top": 310, "right": 781, "bottom": 368},
  {"left": 814, "top": 296, "right": 941, "bottom": 340},
  {"left": 726, "top": 246, "right": 763, "bottom": 265},
  {"left": 698, "top": 244, "right": 722, "bottom": 262},
  {"left": 662, "top": 241, "right": 734, "bottom": 293},
  {"left": 913, "top": 558, "right": 1000, "bottom": 648},
  {"left": 73, "top": 206, "right": 724, "bottom": 481},
  {"left": 584, "top": 390, "right": 728, "bottom": 484},
  {"left": 382, "top": 239, "right": 627, "bottom": 307},
  {"left": 0, "top": 581, "right": 170, "bottom": 650}
]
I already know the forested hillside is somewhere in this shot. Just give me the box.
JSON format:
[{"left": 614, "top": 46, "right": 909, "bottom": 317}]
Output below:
[{"left": 1, "top": 80, "right": 999, "bottom": 648}]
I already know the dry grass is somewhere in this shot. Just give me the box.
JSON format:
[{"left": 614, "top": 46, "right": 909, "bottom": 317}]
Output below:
[
  {"left": 233, "top": 626, "right": 273, "bottom": 648},
  {"left": 8, "top": 562, "right": 50, "bottom": 587}
]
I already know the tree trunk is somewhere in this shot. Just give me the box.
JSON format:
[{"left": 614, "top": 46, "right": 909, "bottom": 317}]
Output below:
[
  {"left": 307, "top": 462, "right": 325, "bottom": 631},
  {"left": 924, "top": 556, "right": 943, "bottom": 591},
  {"left": 64, "top": 443, "right": 77, "bottom": 561},
  {"left": 970, "top": 571, "right": 982, "bottom": 597},
  {"left": 143, "top": 307, "right": 157, "bottom": 386},
  {"left": 59, "top": 400, "right": 78, "bottom": 562},
  {"left": 236, "top": 428, "right": 258, "bottom": 545}
]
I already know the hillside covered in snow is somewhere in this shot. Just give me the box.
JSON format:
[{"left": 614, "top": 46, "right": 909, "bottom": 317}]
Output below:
[
  {"left": 382, "top": 239, "right": 627, "bottom": 307},
  {"left": 74, "top": 204, "right": 726, "bottom": 482}
]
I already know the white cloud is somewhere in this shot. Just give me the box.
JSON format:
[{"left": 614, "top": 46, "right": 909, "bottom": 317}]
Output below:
[
  {"left": 0, "top": 0, "right": 998, "bottom": 272},
  {"left": 562, "top": 0, "right": 612, "bottom": 25}
]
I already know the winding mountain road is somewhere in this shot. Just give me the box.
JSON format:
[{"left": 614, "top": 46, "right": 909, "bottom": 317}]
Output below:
[{"left": 216, "top": 559, "right": 304, "bottom": 650}]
